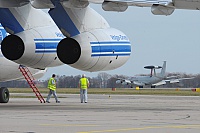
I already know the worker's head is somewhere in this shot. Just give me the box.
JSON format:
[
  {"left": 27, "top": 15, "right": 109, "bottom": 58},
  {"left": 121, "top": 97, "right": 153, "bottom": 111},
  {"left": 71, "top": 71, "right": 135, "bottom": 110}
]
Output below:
[
  {"left": 82, "top": 74, "right": 85, "bottom": 78},
  {"left": 52, "top": 74, "right": 56, "bottom": 78}
]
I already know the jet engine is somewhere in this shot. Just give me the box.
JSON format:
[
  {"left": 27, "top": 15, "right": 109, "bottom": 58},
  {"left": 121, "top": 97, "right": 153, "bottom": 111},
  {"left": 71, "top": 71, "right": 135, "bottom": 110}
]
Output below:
[
  {"left": 57, "top": 28, "right": 131, "bottom": 72},
  {"left": 1, "top": 27, "right": 131, "bottom": 72},
  {"left": 116, "top": 79, "right": 123, "bottom": 84},
  {"left": 1, "top": 27, "right": 63, "bottom": 69}
]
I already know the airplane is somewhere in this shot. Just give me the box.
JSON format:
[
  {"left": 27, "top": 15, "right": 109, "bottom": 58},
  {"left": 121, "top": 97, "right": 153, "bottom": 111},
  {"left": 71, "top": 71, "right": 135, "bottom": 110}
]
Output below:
[
  {"left": 116, "top": 61, "right": 194, "bottom": 88},
  {"left": 0, "top": 0, "right": 198, "bottom": 103},
  {"left": 0, "top": 1, "right": 131, "bottom": 103}
]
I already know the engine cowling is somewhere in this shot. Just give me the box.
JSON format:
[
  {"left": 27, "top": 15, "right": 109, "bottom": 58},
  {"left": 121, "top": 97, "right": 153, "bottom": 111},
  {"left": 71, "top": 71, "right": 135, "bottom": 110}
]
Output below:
[
  {"left": 61, "top": 0, "right": 89, "bottom": 8},
  {"left": 57, "top": 28, "right": 131, "bottom": 72},
  {"left": 102, "top": 1, "right": 128, "bottom": 12},
  {"left": 151, "top": 4, "right": 175, "bottom": 15},
  {"left": 116, "top": 79, "right": 123, "bottom": 84},
  {"left": 0, "top": 0, "right": 29, "bottom": 8},
  {"left": 1, "top": 27, "right": 63, "bottom": 69}
]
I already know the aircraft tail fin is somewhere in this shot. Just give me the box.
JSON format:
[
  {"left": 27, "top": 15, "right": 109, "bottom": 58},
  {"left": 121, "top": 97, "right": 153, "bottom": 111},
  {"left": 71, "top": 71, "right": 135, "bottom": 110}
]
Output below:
[
  {"left": 159, "top": 61, "right": 166, "bottom": 77},
  {"left": 0, "top": 4, "right": 54, "bottom": 34}
]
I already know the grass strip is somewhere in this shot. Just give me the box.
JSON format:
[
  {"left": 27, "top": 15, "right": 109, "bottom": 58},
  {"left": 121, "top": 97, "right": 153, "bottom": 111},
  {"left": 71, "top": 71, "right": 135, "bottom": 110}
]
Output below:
[{"left": 8, "top": 88, "right": 200, "bottom": 96}]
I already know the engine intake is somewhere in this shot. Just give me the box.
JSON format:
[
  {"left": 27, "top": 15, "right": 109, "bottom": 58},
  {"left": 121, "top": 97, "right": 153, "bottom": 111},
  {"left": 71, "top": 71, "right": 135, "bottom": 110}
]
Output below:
[
  {"left": 1, "top": 27, "right": 63, "bottom": 69},
  {"left": 57, "top": 38, "right": 81, "bottom": 64},
  {"left": 1, "top": 35, "right": 24, "bottom": 60}
]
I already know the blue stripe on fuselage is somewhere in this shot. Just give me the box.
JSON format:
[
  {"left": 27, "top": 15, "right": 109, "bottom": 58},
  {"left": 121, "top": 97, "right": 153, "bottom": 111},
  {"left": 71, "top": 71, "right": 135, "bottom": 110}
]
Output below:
[
  {"left": 90, "top": 41, "right": 131, "bottom": 57},
  {"left": 49, "top": 0, "right": 80, "bottom": 37},
  {"left": 0, "top": 8, "right": 24, "bottom": 34},
  {"left": 91, "top": 53, "right": 131, "bottom": 57},
  {"left": 35, "top": 38, "right": 62, "bottom": 53},
  {"left": 34, "top": 39, "right": 131, "bottom": 57},
  {"left": 92, "top": 45, "right": 131, "bottom": 53},
  {"left": 90, "top": 41, "right": 131, "bottom": 45}
]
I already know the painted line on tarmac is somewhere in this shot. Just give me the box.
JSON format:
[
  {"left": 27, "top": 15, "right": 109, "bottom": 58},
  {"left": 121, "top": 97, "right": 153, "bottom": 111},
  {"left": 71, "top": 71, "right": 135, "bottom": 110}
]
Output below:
[
  {"left": 40, "top": 124, "right": 99, "bottom": 127},
  {"left": 78, "top": 124, "right": 200, "bottom": 133}
]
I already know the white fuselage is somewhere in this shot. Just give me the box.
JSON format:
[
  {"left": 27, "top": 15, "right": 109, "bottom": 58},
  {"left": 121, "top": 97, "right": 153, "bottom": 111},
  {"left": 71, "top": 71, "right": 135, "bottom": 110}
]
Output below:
[
  {"left": 0, "top": 50, "right": 46, "bottom": 82},
  {"left": 131, "top": 76, "right": 163, "bottom": 85}
]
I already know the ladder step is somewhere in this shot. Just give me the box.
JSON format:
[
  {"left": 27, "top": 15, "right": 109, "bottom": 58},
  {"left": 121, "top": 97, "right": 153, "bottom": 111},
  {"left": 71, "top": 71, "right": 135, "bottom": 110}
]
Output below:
[{"left": 19, "top": 66, "right": 45, "bottom": 103}]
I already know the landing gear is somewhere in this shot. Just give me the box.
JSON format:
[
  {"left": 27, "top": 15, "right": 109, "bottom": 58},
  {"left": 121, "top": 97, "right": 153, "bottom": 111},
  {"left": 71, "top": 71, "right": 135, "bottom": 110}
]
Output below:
[
  {"left": 139, "top": 86, "right": 143, "bottom": 88},
  {"left": 151, "top": 86, "right": 156, "bottom": 88},
  {"left": 0, "top": 87, "right": 9, "bottom": 103}
]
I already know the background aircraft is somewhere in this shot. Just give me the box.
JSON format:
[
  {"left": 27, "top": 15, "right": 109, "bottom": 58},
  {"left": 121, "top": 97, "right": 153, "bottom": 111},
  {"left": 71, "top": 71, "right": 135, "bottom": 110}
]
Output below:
[{"left": 116, "top": 61, "right": 194, "bottom": 88}]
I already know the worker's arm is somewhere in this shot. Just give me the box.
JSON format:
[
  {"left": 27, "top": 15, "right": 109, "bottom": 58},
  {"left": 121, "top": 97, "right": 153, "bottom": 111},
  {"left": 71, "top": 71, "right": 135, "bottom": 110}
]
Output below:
[
  {"left": 87, "top": 79, "right": 90, "bottom": 88},
  {"left": 78, "top": 80, "right": 81, "bottom": 88}
]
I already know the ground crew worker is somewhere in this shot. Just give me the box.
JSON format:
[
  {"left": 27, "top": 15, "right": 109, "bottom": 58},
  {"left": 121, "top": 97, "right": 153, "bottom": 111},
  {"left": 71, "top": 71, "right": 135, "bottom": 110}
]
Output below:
[
  {"left": 46, "top": 74, "right": 60, "bottom": 103},
  {"left": 79, "top": 74, "right": 89, "bottom": 103}
]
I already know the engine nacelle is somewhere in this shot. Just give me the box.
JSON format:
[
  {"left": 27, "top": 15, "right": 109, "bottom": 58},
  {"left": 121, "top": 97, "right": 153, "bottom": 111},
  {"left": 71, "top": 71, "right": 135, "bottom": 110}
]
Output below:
[
  {"left": 0, "top": 0, "right": 29, "bottom": 8},
  {"left": 30, "top": 0, "right": 55, "bottom": 9},
  {"left": 116, "top": 80, "right": 123, "bottom": 84},
  {"left": 61, "top": 0, "right": 89, "bottom": 8},
  {"left": 102, "top": 1, "right": 128, "bottom": 12},
  {"left": 122, "top": 81, "right": 130, "bottom": 85},
  {"left": 151, "top": 4, "right": 175, "bottom": 15},
  {"left": 170, "top": 79, "right": 179, "bottom": 83},
  {"left": 57, "top": 28, "right": 131, "bottom": 72},
  {"left": 1, "top": 27, "right": 63, "bottom": 69}
]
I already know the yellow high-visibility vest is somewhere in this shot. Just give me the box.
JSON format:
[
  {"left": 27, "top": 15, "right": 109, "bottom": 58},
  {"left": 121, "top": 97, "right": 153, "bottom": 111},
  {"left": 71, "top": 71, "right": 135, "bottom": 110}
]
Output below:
[
  {"left": 80, "top": 78, "right": 88, "bottom": 89},
  {"left": 48, "top": 77, "right": 56, "bottom": 90}
]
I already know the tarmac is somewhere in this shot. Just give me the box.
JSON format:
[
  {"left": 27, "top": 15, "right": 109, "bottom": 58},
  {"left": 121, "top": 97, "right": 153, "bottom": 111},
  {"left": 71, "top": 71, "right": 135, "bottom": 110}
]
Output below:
[{"left": 0, "top": 94, "right": 200, "bottom": 133}]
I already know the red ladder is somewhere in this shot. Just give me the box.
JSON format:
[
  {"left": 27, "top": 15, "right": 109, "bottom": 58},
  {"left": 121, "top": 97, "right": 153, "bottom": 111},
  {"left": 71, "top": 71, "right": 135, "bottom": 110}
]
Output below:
[{"left": 19, "top": 65, "right": 45, "bottom": 103}]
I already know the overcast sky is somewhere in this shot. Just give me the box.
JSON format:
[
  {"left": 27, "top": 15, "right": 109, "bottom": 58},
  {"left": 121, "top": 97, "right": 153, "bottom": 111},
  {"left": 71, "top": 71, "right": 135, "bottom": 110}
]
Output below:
[{"left": 40, "top": 4, "right": 200, "bottom": 80}]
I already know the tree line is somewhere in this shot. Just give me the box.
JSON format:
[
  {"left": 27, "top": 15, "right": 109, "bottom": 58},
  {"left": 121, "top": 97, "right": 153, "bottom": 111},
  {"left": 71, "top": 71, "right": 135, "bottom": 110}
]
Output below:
[{"left": 0, "top": 72, "right": 200, "bottom": 88}]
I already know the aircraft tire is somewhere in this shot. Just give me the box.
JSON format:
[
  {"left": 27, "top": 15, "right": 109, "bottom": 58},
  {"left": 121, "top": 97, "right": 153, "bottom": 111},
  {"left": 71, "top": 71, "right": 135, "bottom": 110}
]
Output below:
[
  {"left": 139, "top": 86, "right": 143, "bottom": 88},
  {"left": 0, "top": 87, "right": 9, "bottom": 103}
]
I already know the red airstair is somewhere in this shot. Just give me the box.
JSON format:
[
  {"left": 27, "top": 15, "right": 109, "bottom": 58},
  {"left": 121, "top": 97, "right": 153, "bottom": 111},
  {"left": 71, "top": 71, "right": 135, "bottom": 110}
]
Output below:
[{"left": 19, "top": 65, "right": 45, "bottom": 103}]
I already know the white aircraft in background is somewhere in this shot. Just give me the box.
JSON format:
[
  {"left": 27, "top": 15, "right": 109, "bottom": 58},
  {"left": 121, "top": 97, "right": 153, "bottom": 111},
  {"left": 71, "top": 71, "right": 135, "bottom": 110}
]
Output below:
[
  {"left": 0, "top": 1, "right": 131, "bottom": 103},
  {"left": 116, "top": 61, "right": 194, "bottom": 88}
]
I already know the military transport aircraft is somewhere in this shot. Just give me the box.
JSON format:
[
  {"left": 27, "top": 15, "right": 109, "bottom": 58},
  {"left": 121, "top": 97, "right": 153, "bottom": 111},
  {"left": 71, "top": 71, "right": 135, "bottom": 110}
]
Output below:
[
  {"left": 116, "top": 61, "right": 194, "bottom": 88},
  {"left": 0, "top": 0, "right": 198, "bottom": 103}
]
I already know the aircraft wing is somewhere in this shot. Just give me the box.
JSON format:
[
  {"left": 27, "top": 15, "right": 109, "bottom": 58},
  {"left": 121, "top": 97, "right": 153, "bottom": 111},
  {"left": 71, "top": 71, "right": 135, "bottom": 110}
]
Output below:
[
  {"left": 133, "top": 81, "right": 145, "bottom": 86},
  {"left": 2, "top": 0, "right": 199, "bottom": 15},
  {"left": 98, "top": 0, "right": 200, "bottom": 15},
  {"left": 115, "top": 78, "right": 131, "bottom": 84},
  {"left": 165, "top": 77, "right": 195, "bottom": 83},
  {"left": 152, "top": 80, "right": 166, "bottom": 86},
  {"left": 102, "top": 0, "right": 200, "bottom": 9},
  {"left": 102, "top": 0, "right": 170, "bottom": 7},
  {"left": 116, "top": 78, "right": 145, "bottom": 86}
]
